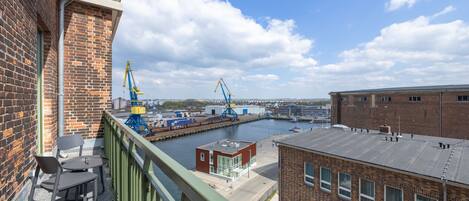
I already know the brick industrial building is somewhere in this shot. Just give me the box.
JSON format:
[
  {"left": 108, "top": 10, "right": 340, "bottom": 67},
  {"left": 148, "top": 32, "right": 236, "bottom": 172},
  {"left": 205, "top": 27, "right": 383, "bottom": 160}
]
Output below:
[
  {"left": 276, "top": 128, "right": 469, "bottom": 201},
  {"left": 330, "top": 85, "right": 469, "bottom": 139},
  {"left": 0, "top": 0, "right": 122, "bottom": 200},
  {"left": 196, "top": 139, "right": 256, "bottom": 180}
]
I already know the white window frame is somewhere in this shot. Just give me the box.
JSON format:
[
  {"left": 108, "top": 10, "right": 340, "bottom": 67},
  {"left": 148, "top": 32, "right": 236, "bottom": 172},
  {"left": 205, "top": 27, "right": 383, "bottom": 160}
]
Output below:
[
  {"left": 359, "top": 178, "right": 375, "bottom": 201},
  {"left": 338, "top": 172, "right": 352, "bottom": 200},
  {"left": 320, "top": 167, "right": 331, "bottom": 192},
  {"left": 384, "top": 185, "right": 403, "bottom": 201},
  {"left": 414, "top": 194, "right": 437, "bottom": 201},
  {"left": 304, "top": 162, "right": 314, "bottom": 186},
  {"left": 200, "top": 152, "right": 205, "bottom": 161}
]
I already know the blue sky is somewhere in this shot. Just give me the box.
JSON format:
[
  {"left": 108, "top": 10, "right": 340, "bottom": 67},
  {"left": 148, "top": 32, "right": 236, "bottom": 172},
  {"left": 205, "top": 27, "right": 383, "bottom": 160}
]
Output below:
[{"left": 112, "top": 0, "right": 469, "bottom": 99}]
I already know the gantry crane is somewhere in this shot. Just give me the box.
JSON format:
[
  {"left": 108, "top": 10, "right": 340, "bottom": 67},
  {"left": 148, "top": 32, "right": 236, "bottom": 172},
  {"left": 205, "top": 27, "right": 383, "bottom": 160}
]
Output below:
[
  {"left": 214, "top": 78, "right": 238, "bottom": 120},
  {"left": 123, "top": 61, "right": 150, "bottom": 136}
]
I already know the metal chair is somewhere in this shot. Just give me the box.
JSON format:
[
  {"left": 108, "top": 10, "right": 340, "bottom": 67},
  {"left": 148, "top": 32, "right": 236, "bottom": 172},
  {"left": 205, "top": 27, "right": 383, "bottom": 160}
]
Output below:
[
  {"left": 56, "top": 134, "right": 106, "bottom": 195},
  {"left": 56, "top": 134, "right": 85, "bottom": 158},
  {"left": 29, "top": 155, "right": 98, "bottom": 201}
]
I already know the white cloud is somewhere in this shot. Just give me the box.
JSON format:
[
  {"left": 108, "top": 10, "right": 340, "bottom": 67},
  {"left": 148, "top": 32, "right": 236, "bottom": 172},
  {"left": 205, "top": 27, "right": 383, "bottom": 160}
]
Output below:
[
  {"left": 431, "top": 5, "right": 455, "bottom": 19},
  {"left": 116, "top": 0, "right": 315, "bottom": 69},
  {"left": 386, "top": 0, "right": 417, "bottom": 11},
  {"left": 242, "top": 74, "right": 279, "bottom": 81},
  {"left": 298, "top": 14, "right": 469, "bottom": 92}
]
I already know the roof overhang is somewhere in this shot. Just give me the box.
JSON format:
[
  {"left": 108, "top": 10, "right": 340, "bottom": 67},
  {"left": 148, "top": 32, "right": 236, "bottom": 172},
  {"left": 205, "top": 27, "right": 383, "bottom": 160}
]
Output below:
[{"left": 77, "top": 0, "right": 123, "bottom": 41}]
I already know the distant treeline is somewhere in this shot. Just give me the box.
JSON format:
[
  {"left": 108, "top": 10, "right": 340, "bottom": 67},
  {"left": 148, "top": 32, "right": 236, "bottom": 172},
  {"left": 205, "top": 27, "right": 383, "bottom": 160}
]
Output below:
[{"left": 160, "top": 99, "right": 209, "bottom": 110}]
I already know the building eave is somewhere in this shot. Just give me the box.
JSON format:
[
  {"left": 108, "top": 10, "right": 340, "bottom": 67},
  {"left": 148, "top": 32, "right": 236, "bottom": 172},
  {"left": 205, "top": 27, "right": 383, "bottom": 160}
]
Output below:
[{"left": 76, "top": 0, "right": 123, "bottom": 41}]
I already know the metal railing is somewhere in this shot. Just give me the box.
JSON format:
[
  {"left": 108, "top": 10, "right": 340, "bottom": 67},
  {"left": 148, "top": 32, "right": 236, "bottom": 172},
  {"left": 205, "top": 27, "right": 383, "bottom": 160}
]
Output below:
[{"left": 103, "top": 111, "right": 227, "bottom": 201}]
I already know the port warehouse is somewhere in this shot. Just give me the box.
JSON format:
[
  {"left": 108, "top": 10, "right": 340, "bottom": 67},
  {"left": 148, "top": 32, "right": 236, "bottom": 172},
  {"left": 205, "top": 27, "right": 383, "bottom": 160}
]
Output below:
[
  {"left": 277, "top": 104, "right": 331, "bottom": 117},
  {"left": 275, "top": 128, "right": 469, "bottom": 201},
  {"left": 204, "top": 105, "right": 266, "bottom": 115},
  {"left": 330, "top": 85, "right": 469, "bottom": 139},
  {"left": 195, "top": 139, "right": 256, "bottom": 181}
]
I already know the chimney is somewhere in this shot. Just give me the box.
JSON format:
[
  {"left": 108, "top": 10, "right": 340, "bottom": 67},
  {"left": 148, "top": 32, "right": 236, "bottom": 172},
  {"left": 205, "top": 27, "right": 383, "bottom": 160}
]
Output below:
[
  {"left": 385, "top": 136, "right": 388, "bottom": 141},
  {"left": 439, "top": 142, "right": 443, "bottom": 148},
  {"left": 447, "top": 144, "right": 450, "bottom": 149},
  {"left": 395, "top": 137, "right": 398, "bottom": 142},
  {"left": 390, "top": 137, "right": 393, "bottom": 142},
  {"left": 366, "top": 129, "right": 369, "bottom": 133},
  {"left": 411, "top": 134, "right": 414, "bottom": 139}
]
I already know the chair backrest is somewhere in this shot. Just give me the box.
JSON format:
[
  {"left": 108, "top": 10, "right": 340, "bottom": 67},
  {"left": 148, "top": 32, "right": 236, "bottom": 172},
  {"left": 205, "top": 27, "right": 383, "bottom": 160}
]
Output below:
[
  {"left": 34, "top": 155, "right": 61, "bottom": 174},
  {"left": 57, "top": 135, "right": 84, "bottom": 156}
]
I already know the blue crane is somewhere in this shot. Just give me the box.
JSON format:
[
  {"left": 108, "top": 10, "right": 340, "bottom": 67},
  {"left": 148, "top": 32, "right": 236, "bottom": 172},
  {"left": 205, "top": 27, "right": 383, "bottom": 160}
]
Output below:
[
  {"left": 214, "top": 78, "right": 238, "bottom": 120},
  {"left": 123, "top": 61, "right": 150, "bottom": 136}
]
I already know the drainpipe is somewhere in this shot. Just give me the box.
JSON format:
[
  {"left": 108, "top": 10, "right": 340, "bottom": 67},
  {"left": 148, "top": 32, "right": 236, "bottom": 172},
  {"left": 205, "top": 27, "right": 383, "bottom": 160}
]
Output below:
[
  {"left": 442, "top": 179, "right": 447, "bottom": 201},
  {"left": 59, "top": 0, "right": 69, "bottom": 139}
]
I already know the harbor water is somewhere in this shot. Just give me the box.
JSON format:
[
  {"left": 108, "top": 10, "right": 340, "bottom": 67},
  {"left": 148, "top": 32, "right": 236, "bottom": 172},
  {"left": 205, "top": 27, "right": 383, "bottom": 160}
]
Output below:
[{"left": 152, "top": 119, "right": 329, "bottom": 199}]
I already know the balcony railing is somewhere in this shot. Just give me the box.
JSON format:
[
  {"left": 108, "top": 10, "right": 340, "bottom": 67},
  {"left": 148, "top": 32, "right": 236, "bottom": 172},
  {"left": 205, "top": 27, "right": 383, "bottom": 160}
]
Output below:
[{"left": 103, "top": 111, "right": 227, "bottom": 201}]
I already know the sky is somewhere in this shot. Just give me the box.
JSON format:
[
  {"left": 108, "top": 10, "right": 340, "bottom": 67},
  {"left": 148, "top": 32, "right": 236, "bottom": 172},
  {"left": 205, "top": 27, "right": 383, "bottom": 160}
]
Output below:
[{"left": 112, "top": 0, "right": 469, "bottom": 99}]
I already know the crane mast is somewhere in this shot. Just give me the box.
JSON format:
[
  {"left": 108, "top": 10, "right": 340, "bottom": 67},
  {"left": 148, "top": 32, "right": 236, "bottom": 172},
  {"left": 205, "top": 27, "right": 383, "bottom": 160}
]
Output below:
[
  {"left": 214, "top": 78, "right": 238, "bottom": 120},
  {"left": 123, "top": 61, "right": 150, "bottom": 136}
]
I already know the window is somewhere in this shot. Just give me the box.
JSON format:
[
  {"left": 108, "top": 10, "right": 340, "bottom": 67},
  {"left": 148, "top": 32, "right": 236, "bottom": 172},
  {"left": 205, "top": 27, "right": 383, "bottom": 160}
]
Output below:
[
  {"left": 200, "top": 152, "right": 205, "bottom": 161},
  {"left": 359, "top": 96, "right": 368, "bottom": 102},
  {"left": 457, "top": 95, "right": 469, "bottom": 102},
  {"left": 381, "top": 96, "right": 392, "bottom": 103},
  {"left": 304, "top": 162, "right": 314, "bottom": 186},
  {"left": 385, "top": 186, "right": 403, "bottom": 201},
  {"left": 320, "top": 167, "right": 331, "bottom": 192},
  {"left": 415, "top": 194, "right": 437, "bottom": 201},
  {"left": 338, "top": 172, "right": 352, "bottom": 199},
  {"left": 360, "top": 179, "right": 375, "bottom": 201},
  {"left": 209, "top": 152, "right": 213, "bottom": 164},
  {"left": 409, "top": 96, "right": 422, "bottom": 102}
]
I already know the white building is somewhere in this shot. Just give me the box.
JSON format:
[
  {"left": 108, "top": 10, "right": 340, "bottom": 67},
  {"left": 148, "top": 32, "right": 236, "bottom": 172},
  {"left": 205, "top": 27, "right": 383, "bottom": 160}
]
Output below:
[
  {"left": 112, "top": 97, "right": 128, "bottom": 110},
  {"left": 204, "top": 105, "right": 265, "bottom": 116}
]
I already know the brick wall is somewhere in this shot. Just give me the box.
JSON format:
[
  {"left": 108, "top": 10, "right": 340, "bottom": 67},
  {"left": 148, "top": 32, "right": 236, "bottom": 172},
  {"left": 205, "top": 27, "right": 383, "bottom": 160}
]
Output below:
[
  {"left": 63, "top": 2, "right": 113, "bottom": 139},
  {"left": 195, "top": 148, "right": 210, "bottom": 173},
  {"left": 331, "top": 91, "right": 469, "bottom": 139},
  {"left": 0, "top": 0, "right": 57, "bottom": 200},
  {"left": 278, "top": 146, "right": 469, "bottom": 201}
]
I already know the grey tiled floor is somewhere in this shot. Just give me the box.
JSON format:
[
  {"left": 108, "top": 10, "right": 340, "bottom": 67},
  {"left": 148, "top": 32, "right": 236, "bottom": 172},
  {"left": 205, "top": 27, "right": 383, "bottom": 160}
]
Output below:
[{"left": 31, "top": 148, "right": 114, "bottom": 201}]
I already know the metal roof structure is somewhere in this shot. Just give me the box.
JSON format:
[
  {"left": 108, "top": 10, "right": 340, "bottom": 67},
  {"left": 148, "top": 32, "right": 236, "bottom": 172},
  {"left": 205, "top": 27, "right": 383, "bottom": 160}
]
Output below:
[
  {"left": 276, "top": 128, "right": 469, "bottom": 187},
  {"left": 329, "top": 84, "right": 469, "bottom": 95},
  {"left": 198, "top": 139, "right": 254, "bottom": 155}
]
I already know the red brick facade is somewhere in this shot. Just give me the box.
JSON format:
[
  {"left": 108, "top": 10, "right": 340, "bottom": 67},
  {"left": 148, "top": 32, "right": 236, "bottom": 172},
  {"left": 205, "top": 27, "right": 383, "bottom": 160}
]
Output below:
[
  {"left": 0, "top": 0, "right": 119, "bottom": 200},
  {"left": 331, "top": 90, "right": 469, "bottom": 139},
  {"left": 63, "top": 2, "right": 113, "bottom": 139},
  {"left": 278, "top": 145, "right": 469, "bottom": 201}
]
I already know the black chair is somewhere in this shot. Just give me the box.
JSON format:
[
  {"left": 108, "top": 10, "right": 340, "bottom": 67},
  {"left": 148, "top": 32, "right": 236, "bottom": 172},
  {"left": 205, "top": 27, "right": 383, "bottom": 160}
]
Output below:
[
  {"left": 56, "top": 135, "right": 105, "bottom": 194},
  {"left": 56, "top": 134, "right": 85, "bottom": 158},
  {"left": 29, "top": 155, "right": 98, "bottom": 201}
]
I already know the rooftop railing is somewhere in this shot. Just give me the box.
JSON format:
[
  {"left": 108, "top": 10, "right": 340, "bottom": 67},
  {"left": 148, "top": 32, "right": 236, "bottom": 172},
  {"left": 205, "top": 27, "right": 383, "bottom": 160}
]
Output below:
[{"left": 103, "top": 111, "right": 227, "bottom": 201}]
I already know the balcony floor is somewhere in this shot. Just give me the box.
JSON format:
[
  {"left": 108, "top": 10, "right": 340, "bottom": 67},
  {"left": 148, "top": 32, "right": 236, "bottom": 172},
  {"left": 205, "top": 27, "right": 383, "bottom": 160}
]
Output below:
[{"left": 31, "top": 148, "right": 114, "bottom": 201}]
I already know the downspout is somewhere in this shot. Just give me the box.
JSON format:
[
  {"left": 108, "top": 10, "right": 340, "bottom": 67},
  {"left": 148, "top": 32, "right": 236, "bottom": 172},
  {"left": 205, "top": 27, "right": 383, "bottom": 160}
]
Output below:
[
  {"left": 442, "top": 179, "right": 447, "bottom": 201},
  {"left": 59, "top": 0, "right": 70, "bottom": 139},
  {"left": 440, "top": 92, "right": 443, "bottom": 137}
]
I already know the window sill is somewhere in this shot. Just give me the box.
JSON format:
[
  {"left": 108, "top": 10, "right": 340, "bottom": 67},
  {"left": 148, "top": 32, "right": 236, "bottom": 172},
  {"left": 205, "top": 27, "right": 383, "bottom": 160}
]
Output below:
[
  {"left": 320, "top": 187, "right": 331, "bottom": 193},
  {"left": 338, "top": 194, "right": 351, "bottom": 200}
]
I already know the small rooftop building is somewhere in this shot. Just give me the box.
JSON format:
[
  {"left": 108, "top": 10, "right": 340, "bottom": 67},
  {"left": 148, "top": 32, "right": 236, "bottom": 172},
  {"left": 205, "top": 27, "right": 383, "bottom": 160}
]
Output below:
[
  {"left": 275, "top": 128, "right": 469, "bottom": 201},
  {"left": 196, "top": 139, "right": 256, "bottom": 180}
]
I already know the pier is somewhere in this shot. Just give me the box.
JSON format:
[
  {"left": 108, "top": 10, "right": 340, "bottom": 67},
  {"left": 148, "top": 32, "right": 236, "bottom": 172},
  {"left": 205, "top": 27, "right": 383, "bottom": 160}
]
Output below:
[{"left": 145, "top": 115, "right": 264, "bottom": 141}]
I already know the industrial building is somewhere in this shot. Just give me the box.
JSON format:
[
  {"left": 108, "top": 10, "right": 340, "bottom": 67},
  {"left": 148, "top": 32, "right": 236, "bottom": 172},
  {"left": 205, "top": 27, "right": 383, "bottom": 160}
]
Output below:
[
  {"left": 330, "top": 85, "right": 469, "bottom": 139},
  {"left": 196, "top": 139, "right": 256, "bottom": 180},
  {"left": 277, "top": 104, "right": 330, "bottom": 117},
  {"left": 275, "top": 128, "right": 469, "bottom": 201},
  {"left": 112, "top": 97, "right": 129, "bottom": 110},
  {"left": 204, "top": 105, "right": 265, "bottom": 116}
]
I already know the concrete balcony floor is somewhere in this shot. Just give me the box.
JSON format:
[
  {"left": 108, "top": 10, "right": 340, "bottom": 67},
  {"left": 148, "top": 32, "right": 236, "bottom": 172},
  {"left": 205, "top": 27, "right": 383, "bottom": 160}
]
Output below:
[{"left": 31, "top": 148, "right": 114, "bottom": 201}]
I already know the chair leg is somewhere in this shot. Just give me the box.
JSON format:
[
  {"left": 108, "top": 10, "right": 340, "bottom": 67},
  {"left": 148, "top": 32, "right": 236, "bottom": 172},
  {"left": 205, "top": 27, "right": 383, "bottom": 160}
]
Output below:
[
  {"left": 93, "top": 179, "right": 98, "bottom": 201},
  {"left": 29, "top": 167, "right": 40, "bottom": 201},
  {"left": 65, "top": 189, "right": 70, "bottom": 200},
  {"left": 99, "top": 166, "right": 105, "bottom": 193}
]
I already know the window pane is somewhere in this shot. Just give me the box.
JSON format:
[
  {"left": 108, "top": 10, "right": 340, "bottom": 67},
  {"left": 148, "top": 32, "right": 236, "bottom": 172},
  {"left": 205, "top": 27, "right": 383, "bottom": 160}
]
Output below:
[
  {"left": 416, "top": 195, "right": 436, "bottom": 201},
  {"left": 360, "top": 179, "right": 374, "bottom": 197},
  {"left": 321, "top": 182, "right": 331, "bottom": 190},
  {"left": 305, "top": 176, "right": 314, "bottom": 184},
  {"left": 321, "top": 167, "right": 331, "bottom": 182},
  {"left": 385, "top": 186, "right": 402, "bottom": 201},
  {"left": 339, "top": 188, "right": 351, "bottom": 197},
  {"left": 339, "top": 173, "right": 351, "bottom": 189},
  {"left": 305, "top": 163, "right": 313, "bottom": 176},
  {"left": 360, "top": 197, "right": 374, "bottom": 201}
]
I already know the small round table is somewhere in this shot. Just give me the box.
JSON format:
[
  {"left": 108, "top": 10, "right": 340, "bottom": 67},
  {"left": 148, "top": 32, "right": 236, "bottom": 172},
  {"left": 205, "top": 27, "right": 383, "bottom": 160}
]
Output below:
[{"left": 62, "top": 156, "right": 105, "bottom": 194}]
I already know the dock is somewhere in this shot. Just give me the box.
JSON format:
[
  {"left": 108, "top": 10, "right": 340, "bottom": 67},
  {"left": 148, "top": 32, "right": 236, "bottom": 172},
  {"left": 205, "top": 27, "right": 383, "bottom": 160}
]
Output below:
[{"left": 145, "top": 115, "right": 264, "bottom": 142}]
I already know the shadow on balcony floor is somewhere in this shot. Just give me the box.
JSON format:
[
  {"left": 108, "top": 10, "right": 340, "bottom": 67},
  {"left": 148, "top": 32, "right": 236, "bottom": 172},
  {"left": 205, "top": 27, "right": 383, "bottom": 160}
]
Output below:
[{"left": 31, "top": 148, "right": 114, "bottom": 201}]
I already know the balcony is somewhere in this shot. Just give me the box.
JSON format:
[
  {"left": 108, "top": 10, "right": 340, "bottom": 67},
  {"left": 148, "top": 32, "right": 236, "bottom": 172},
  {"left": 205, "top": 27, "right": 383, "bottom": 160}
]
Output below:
[{"left": 33, "top": 111, "right": 226, "bottom": 201}]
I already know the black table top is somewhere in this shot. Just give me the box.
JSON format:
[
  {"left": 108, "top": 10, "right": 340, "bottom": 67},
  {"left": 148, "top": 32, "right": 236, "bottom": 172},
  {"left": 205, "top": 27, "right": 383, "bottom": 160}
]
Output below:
[{"left": 62, "top": 155, "right": 104, "bottom": 170}]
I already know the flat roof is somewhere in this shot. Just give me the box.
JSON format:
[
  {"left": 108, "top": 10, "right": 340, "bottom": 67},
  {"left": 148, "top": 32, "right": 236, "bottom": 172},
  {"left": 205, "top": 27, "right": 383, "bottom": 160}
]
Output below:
[
  {"left": 198, "top": 139, "right": 254, "bottom": 154},
  {"left": 275, "top": 128, "right": 469, "bottom": 187},
  {"left": 329, "top": 84, "right": 469, "bottom": 95}
]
